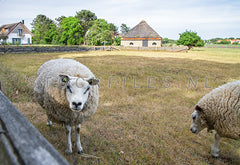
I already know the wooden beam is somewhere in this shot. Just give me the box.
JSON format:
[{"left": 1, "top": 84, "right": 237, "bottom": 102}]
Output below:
[{"left": 0, "top": 91, "right": 69, "bottom": 165}]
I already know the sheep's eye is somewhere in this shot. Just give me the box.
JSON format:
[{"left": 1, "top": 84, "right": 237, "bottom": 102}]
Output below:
[
  {"left": 192, "top": 116, "right": 196, "bottom": 120},
  {"left": 67, "top": 85, "right": 72, "bottom": 93},
  {"left": 84, "top": 86, "right": 90, "bottom": 94}
]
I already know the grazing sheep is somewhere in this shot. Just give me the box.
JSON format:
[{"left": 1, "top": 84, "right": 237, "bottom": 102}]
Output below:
[
  {"left": 190, "top": 80, "right": 240, "bottom": 157},
  {"left": 34, "top": 59, "right": 99, "bottom": 154}
]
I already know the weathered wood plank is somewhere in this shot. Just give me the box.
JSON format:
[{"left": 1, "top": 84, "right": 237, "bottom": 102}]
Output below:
[{"left": 0, "top": 91, "right": 69, "bottom": 165}]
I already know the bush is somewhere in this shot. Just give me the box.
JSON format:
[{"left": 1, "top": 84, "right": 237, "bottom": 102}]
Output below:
[
  {"left": 196, "top": 40, "right": 204, "bottom": 47},
  {"left": 113, "top": 37, "right": 121, "bottom": 46},
  {"left": 218, "top": 39, "right": 230, "bottom": 44},
  {"left": 177, "top": 30, "right": 204, "bottom": 49}
]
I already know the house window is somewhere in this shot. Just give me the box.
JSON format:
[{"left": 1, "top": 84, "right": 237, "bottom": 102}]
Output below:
[
  {"left": 12, "top": 38, "right": 21, "bottom": 45},
  {"left": 129, "top": 42, "right": 134, "bottom": 45},
  {"left": 152, "top": 42, "right": 157, "bottom": 45},
  {"left": 18, "top": 29, "right": 22, "bottom": 36}
]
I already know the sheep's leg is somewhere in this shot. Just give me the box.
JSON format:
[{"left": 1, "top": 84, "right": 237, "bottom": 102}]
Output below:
[
  {"left": 211, "top": 133, "right": 221, "bottom": 157},
  {"left": 65, "top": 125, "right": 73, "bottom": 154},
  {"left": 47, "top": 118, "right": 52, "bottom": 127},
  {"left": 76, "top": 124, "right": 83, "bottom": 154}
]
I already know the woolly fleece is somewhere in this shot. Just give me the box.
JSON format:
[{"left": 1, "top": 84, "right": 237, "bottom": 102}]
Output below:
[
  {"left": 197, "top": 80, "right": 240, "bottom": 139},
  {"left": 34, "top": 59, "right": 99, "bottom": 126}
]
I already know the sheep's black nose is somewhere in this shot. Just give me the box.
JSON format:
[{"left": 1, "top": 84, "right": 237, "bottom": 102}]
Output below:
[
  {"left": 72, "top": 102, "right": 82, "bottom": 107},
  {"left": 190, "top": 127, "right": 197, "bottom": 133}
]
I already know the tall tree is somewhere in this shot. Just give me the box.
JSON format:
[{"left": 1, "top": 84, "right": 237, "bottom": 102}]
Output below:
[
  {"left": 31, "top": 14, "right": 54, "bottom": 44},
  {"left": 176, "top": 30, "right": 204, "bottom": 49},
  {"left": 75, "top": 10, "right": 97, "bottom": 44},
  {"left": 120, "top": 23, "right": 130, "bottom": 34},
  {"left": 109, "top": 23, "right": 118, "bottom": 35},
  {"left": 85, "top": 19, "right": 113, "bottom": 46},
  {"left": 55, "top": 16, "right": 66, "bottom": 26},
  {"left": 59, "top": 16, "right": 83, "bottom": 45},
  {"left": 44, "top": 23, "right": 60, "bottom": 44}
]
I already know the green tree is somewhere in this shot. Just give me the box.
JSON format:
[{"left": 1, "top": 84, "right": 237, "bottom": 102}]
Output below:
[
  {"left": 44, "top": 23, "right": 60, "bottom": 44},
  {"left": 31, "top": 14, "right": 54, "bottom": 44},
  {"left": 162, "top": 38, "right": 169, "bottom": 44},
  {"left": 177, "top": 30, "right": 204, "bottom": 49},
  {"left": 209, "top": 38, "right": 222, "bottom": 44},
  {"left": 75, "top": 10, "right": 97, "bottom": 44},
  {"left": 114, "top": 36, "right": 121, "bottom": 46},
  {"left": 120, "top": 23, "right": 130, "bottom": 34},
  {"left": 55, "top": 16, "right": 66, "bottom": 26},
  {"left": 218, "top": 39, "right": 230, "bottom": 44},
  {"left": 0, "top": 35, "right": 8, "bottom": 45},
  {"left": 85, "top": 19, "right": 114, "bottom": 46},
  {"left": 59, "top": 17, "right": 83, "bottom": 45},
  {"left": 109, "top": 23, "right": 118, "bottom": 35},
  {"left": 162, "top": 38, "right": 176, "bottom": 45}
]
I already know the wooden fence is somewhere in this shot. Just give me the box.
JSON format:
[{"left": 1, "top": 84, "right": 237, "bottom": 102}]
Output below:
[{"left": 0, "top": 88, "right": 70, "bottom": 165}]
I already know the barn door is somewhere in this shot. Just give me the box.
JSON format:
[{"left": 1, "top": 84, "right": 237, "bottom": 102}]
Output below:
[{"left": 142, "top": 40, "right": 148, "bottom": 47}]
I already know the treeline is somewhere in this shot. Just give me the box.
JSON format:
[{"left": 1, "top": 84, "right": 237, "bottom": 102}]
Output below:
[
  {"left": 207, "top": 38, "right": 240, "bottom": 45},
  {"left": 31, "top": 10, "right": 130, "bottom": 46},
  {"left": 163, "top": 37, "right": 240, "bottom": 46}
]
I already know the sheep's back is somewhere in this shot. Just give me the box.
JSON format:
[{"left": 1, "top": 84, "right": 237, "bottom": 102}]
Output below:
[
  {"left": 198, "top": 80, "right": 240, "bottom": 139},
  {"left": 37, "top": 58, "right": 94, "bottom": 78}
]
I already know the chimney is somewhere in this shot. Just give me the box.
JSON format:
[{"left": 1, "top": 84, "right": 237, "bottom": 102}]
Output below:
[{"left": 22, "top": 20, "right": 24, "bottom": 24}]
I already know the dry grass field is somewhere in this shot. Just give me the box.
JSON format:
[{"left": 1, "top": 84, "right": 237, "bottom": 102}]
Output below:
[{"left": 0, "top": 48, "right": 240, "bottom": 165}]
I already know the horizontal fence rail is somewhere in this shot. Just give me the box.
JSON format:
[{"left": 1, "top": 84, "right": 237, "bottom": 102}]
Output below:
[{"left": 0, "top": 91, "right": 69, "bottom": 165}]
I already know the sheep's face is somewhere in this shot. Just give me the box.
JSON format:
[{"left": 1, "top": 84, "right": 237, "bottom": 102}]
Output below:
[
  {"left": 190, "top": 105, "right": 207, "bottom": 134},
  {"left": 59, "top": 75, "right": 99, "bottom": 112}
]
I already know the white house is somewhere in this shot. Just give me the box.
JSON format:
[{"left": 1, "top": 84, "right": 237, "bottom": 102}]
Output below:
[{"left": 0, "top": 20, "right": 33, "bottom": 45}]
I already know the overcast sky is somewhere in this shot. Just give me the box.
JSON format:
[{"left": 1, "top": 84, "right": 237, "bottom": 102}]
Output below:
[{"left": 0, "top": 0, "right": 239, "bottom": 40}]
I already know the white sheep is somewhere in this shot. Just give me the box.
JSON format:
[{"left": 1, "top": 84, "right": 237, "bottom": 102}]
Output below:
[
  {"left": 190, "top": 80, "right": 240, "bottom": 157},
  {"left": 34, "top": 59, "right": 99, "bottom": 154}
]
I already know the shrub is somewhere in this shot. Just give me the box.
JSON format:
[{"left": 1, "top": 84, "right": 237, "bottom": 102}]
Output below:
[
  {"left": 196, "top": 40, "right": 204, "bottom": 47},
  {"left": 177, "top": 30, "right": 204, "bottom": 49},
  {"left": 218, "top": 39, "right": 230, "bottom": 44}
]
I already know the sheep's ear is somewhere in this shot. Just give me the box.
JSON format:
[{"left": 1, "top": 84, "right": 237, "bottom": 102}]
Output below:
[
  {"left": 59, "top": 74, "right": 70, "bottom": 83},
  {"left": 86, "top": 77, "right": 99, "bottom": 86},
  {"left": 195, "top": 105, "right": 203, "bottom": 112}
]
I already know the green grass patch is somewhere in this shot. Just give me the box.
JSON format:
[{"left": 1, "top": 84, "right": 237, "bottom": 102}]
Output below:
[{"left": 0, "top": 48, "right": 240, "bottom": 164}]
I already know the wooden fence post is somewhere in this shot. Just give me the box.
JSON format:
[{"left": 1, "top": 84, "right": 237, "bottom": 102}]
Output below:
[{"left": 0, "top": 92, "right": 70, "bottom": 165}]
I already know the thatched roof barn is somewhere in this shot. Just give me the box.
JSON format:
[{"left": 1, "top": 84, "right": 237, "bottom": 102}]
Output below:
[{"left": 121, "top": 20, "right": 162, "bottom": 48}]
